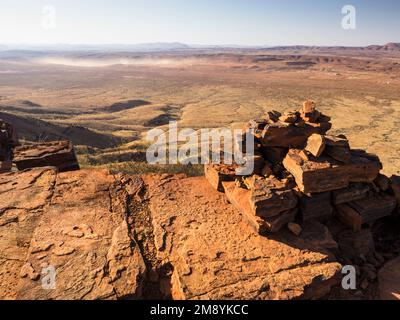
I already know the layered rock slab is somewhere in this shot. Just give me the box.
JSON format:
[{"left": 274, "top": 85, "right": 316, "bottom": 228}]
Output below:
[
  {"left": 260, "top": 122, "right": 331, "bottom": 148},
  {"left": 243, "top": 175, "right": 298, "bottom": 218},
  {"left": 0, "top": 168, "right": 146, "bottom": 300},
  {"left": 223, "top": 181, "right": 297, "bottom": 234},
  {"left": 13, "top": 141, "right": 80, "bottom": 172},
  {"left": 283, "top": 149, "right": 381, "bottom": 194},
  {"left": 144, "top": 175, "right": 341, "bottom": 300}
]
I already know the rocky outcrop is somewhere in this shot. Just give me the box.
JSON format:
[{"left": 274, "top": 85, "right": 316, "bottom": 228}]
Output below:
[
  {"left": 0, "top": 168, "right": 146, "bottom": 300},
  {"left": 0, "top": 168, "right": 343, "bottom": 300},
  {"left": 206, "top": 101, "right": 396, "bottom": 236},
  {"left": 199, "top": 101, "right": 400, "bottom": 300},
  {"left": 13, "top": 141, "right": 80, "bottom": 172},
  {"left": 1, "top": 100, "right": 399, "bottom": 300}
]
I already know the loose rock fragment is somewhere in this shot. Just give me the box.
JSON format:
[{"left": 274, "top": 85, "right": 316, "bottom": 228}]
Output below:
[
  {"left": 13, "top": 140, "right": 80, "bottom": 172},
  {"left": 325, "top": 145, "right": 351, "bottom": 163},
  {"left": 305, "top": 134, "right": 326, "bottom": 157},
  {"left": 266, "top": 209, "right": 297, "bottom": 233},
  {"left": 300, "top": 100, "right": 321, "bottom": 123},
  {"left": 336, "top": 194, "right": 396, "bottom": 230},
  {"left": 204, "top": 164, "right": 239, "bottom": 192},
  {"left": 283, "top": 149, "right": 349, "bottom": 193},
  {"left": 324, "top": 135, "right": 350, "bottom": 147},
  {"left": 20, "top": 263, "right": 40, "bottom": 281},
  {"left": 266, "top": 110, "right": 281, "bottom": 123},
  {"left": 54, "top": 246, "right": 75, "bottom": 256},
  {"left": 31, "top": 242, "right": 53, "bottom": 254},
  {"left": 348, "top": 150, "right": 382, "bottom": 182},
  {"left": 280, "top": 111, "right": 298, "bottom": 124},
  {"left": 287, "top": 222, "right": 302, "bottom": 236},
  {"left": 223, "top": 181, "right": 296, "bottom": 234}
]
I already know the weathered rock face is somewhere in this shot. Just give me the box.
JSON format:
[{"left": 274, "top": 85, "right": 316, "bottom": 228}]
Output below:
[
  {"left": 0, "top": 168, "right": 56, "bottom": 299},
  {"left": 0, "top": 168, "right": 146, "bottom": 300},
  {"left": 144, "top": 175, "right": 341, "bottom": 300},
  {"left": 332, "top": 183, "right": 371, "bottom": 205},
  {"left": 0, "top": 169, "right": 342, "bottom": 300},
  {"left": 305, "top": 134, "right": 351, "bottom": 163},
  {"left": 13, "top": 141, "right": 80, "bottom": 172}
]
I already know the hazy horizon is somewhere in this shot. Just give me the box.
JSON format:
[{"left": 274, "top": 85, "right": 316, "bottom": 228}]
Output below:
[
  {"left": 1, "top": 0, "right": 399, "bottom": 47},
  {"left": 0, "top": 41, "right": 399, "bottom": 49}
]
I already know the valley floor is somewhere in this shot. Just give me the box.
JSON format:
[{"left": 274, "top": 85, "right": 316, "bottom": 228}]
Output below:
[{"left": 0, "top": 49, "right": 399, "bottom": 176}]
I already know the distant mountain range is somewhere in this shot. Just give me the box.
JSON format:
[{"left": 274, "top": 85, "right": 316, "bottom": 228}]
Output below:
[
  {"left": 0, "top": 42, "right": 399, "bottom": 52},
  {"left": 0, "top": 42, "right": 191, "bottom": 52},
  {"left": 264, "top": 43, "right": 400, "bottom": 52}
]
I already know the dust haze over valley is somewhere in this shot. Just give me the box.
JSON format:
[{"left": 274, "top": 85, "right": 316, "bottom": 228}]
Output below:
[{"left": 1, "top": 44, "right": 400, "bottom": 176}]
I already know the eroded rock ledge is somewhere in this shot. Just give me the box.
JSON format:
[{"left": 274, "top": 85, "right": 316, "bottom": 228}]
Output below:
[{"left": 0, "top": 168, "right": 345, "bottom": 300}]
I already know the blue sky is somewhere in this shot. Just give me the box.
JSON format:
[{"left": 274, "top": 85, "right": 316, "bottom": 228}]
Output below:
[{"left": 0, "top": 0, "right": 399, "bottom": 46}]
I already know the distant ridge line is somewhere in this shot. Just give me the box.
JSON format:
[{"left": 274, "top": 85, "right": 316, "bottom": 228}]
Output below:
[{"left": 0, "top": 42, "right": 399, "bottom": 52}]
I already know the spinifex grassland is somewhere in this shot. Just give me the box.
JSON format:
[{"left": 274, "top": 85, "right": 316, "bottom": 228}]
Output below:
[{"left": 0, "top": 46, "right": 399, "bottom": 175}]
